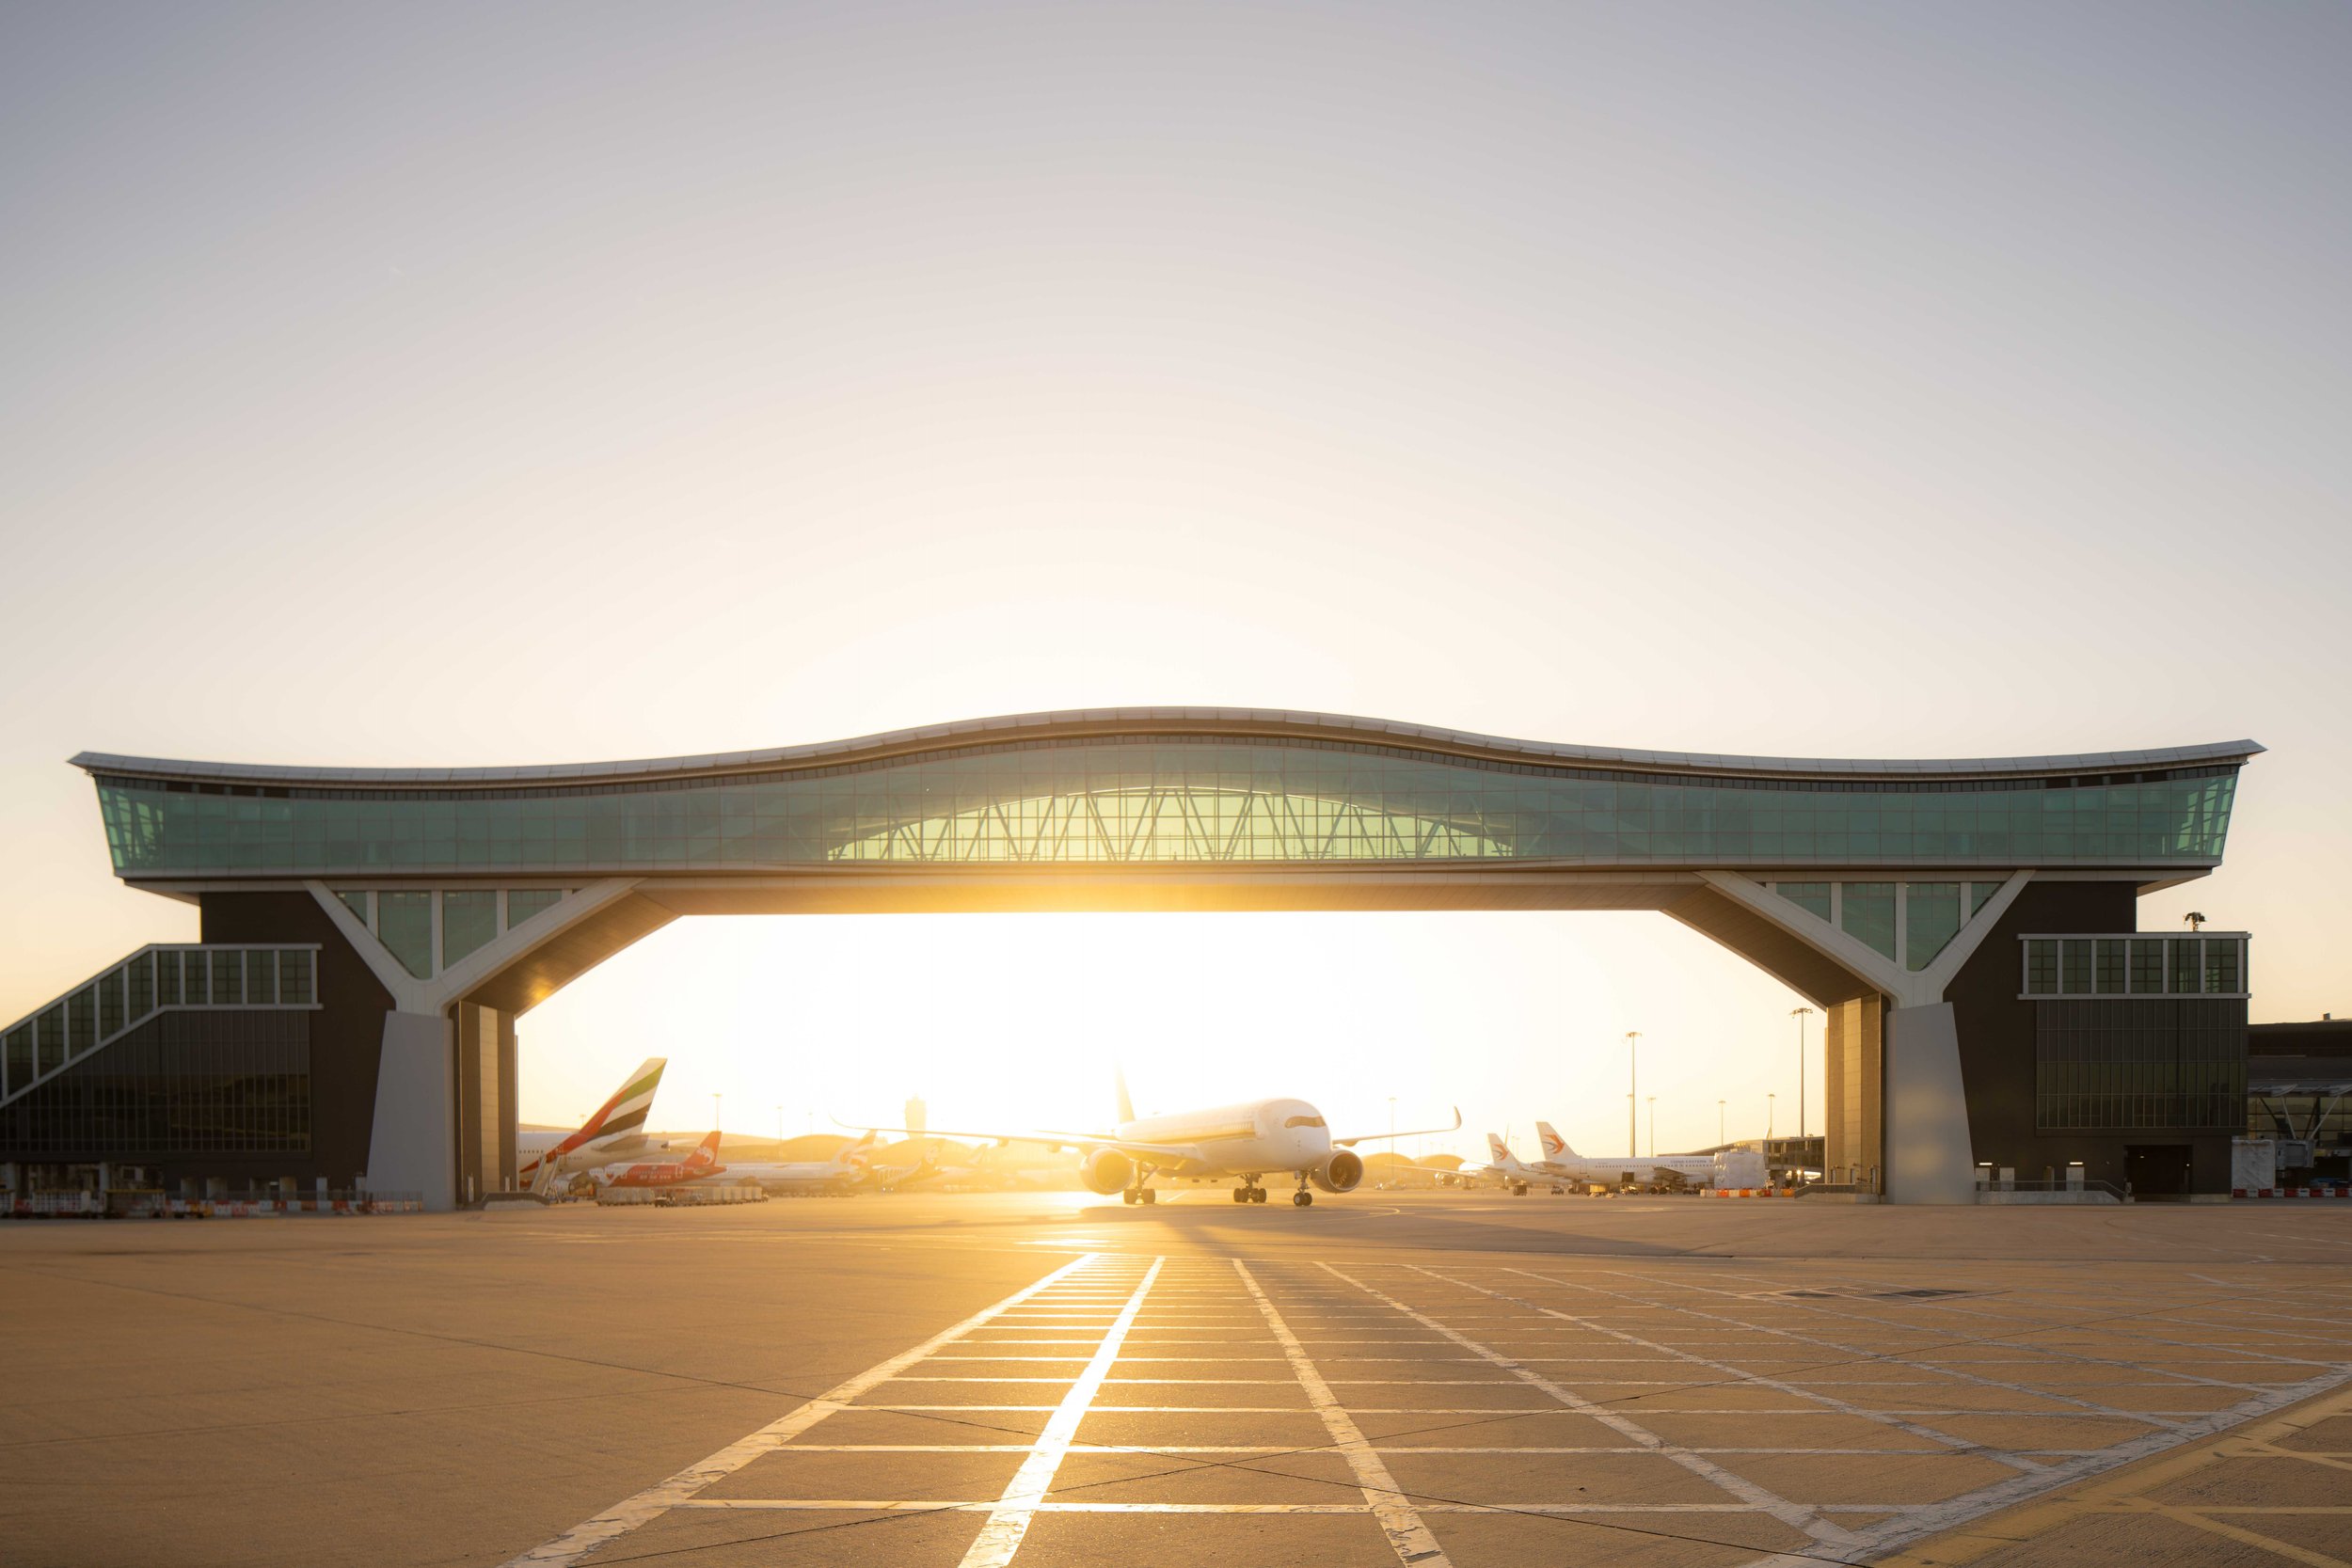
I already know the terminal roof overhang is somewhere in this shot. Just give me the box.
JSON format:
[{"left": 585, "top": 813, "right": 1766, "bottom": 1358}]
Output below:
[{"left": 68, "top": 707, "right": 2267, "bottom": 792}]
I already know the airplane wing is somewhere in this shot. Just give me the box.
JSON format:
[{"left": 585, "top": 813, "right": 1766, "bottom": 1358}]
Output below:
[
  {"left": 1334, "top": 1105, "right": 1462, "bottom": 1147},
  {"left": 832, "top": 1115, "right": 1200, "bottom": 1163}
]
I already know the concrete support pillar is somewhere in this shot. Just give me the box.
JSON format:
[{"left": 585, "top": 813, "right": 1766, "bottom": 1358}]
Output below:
[
  {"left": 1822, "top": 996, "right": 1883, "bottom": 1190},
  {"left": 455, "top": 1002, "right": 516, "bottom": 1198},
  {"left": 366, "top": 1010, "right": 456, "bottom": 1211},
  {"left": 1883, "top": 1003, "right": 1979, "bottom": 1204}
]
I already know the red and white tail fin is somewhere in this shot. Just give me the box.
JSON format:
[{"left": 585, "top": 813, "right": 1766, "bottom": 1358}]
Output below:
[
  {"left": 1537, "top": 1121, "right": 1574, "bottom": 1160},
  {"left": 684, "top": 1130, "right": 723, "bottom": 1170},
  {"left": 519, "top": 1056, "right": 668, "bottom": 1189}
]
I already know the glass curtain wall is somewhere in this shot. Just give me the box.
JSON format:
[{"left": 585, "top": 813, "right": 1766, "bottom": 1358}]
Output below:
[{"left": 93, "top": 740, "right": 2243, "bottom": 876}]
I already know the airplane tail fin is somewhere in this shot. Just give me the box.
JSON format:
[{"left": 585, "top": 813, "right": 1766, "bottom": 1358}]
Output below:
[
  {"left": 1486, "top": 1132, "right": 1510, "bottom": 1163},
  {"left": 523, "top": 1056, "right": 667, "bottom": 1189},
  {"left": 685, "top": 1130, "right": 723, "bottom": 1170},
  {"left": 1537, "top": 1121, "right": 1575, "bottom": 1159},
  {"left": 841, "top": 1130, "right": 879, "bottom": 1166},
  {"left": 1114, "top": 1066, "right": 1136, "bottom": 1126}
]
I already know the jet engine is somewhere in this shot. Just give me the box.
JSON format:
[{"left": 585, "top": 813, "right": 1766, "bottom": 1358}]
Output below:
[
  {"left": 1309, "top": 1148, "right": 1365, "bottom": 1195},
  {"left": 1081, "top": 1148, "right": 1135, "bottom": 1196}
]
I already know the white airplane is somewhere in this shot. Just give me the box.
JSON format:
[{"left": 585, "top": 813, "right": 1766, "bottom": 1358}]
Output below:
[
  {"left": 1471, "top": 1132, "right": 1564, "bottom": 1195},
  {"left": 517, "top": 1058, "right": 675, "bottom": 1191},
  {"left": 1534, "top": 1121, "right": 1720, "bottom": 1190},
  {"left": 698, "top": 1131, "right": 883, "bottom": 1196},
  {"left": 842, "top": 1075, "right": 1458, "bottom": 1208}
]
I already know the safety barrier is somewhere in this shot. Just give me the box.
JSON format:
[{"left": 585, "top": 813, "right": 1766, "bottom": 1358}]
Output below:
[
  {"left": 1710, "top": 1187, "right": 1794, "bottom": 1198},
  {"left": 595, "top": 1184, "right": 766, "bottom": 1207},
  {"left": 2234, "top": 1187, "right": 2350, "bottom": 1199},
  {"left": 4, "top": 1191, "right": 423, "bottom": 1218}
]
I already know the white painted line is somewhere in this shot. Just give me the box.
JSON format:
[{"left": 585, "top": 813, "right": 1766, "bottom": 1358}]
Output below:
[
  {"left": 1322, "top": 1262, "right": 1862, "bottom": 1556},
  {"left": 496, "top": 1254, "right": 1104, "bottom": 1568},
  {"left": 671, "top": 1498, "right": 1938, "bottom": 1514},
  {"left": 954, "top": 1257, "right": 1165, "bottom": 1568},
  {"left": 1233, "top": 1259, "right": 1451, "bottom": 1567}
]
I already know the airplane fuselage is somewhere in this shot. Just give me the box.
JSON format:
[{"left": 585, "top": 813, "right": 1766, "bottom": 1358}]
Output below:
[{"left": 1115, "top": 1098, "right": 1332, "bottom": 1180}]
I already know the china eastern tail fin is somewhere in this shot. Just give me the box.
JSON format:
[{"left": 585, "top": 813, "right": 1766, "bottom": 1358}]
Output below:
[
  {"left": 1537, "top": 1121, "right": 1575, "bottom": 1160},
  {"left": 1486, "top": 1132, "right": 1511, "bottom": 1164}
]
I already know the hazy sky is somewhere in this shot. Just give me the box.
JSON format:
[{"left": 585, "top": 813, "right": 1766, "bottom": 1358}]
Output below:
[{"left": 4, "top": 3, "right": 2346, "bottom": 1160}]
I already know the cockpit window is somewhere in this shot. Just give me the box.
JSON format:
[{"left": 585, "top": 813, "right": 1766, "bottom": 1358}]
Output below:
[{"left": 1284, "top": 1115, "right": 1327, "bottom": 1129}]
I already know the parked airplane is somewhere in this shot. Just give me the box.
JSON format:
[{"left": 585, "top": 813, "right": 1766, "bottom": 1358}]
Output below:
[
  {"left": 1471, "top": 1132, "right": 1562, "bottom": 1195},
  {"left": 517, "top": 1058, "right": 673, "bottom": 1191},
  {"left": 842, "top": 1075, "right": 1459, "bottom": 1208},
  {"left": 1535, "top": 1121, "right": 1718, "bottom": 1190},
  {"left": 699, "top": 1131, "right": 882, "bottom": 1196},
  {"left": 601, "top": 1131, "right": 725, "bottom": 1190}
]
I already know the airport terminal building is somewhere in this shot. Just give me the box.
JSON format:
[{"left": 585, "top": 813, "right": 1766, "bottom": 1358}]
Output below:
[{"left": 0, "top": 709, "right": 2260, "bottom": 1208}]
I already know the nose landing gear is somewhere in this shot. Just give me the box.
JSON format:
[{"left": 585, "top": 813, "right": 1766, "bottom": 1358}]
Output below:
[
  {"left": 1122, "top": 1187, "right": 1157, "bottom": 1205},
  {"left": 1292, "top": 1171, "right": 1314, "bottom": 1207}
]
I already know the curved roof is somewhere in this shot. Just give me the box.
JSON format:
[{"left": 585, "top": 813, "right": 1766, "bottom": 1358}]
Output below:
[{"left": 71, "top": 708, "right": 2263, "bottom": 791}]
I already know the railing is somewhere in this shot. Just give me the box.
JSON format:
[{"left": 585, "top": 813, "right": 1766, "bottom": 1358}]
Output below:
[
  {"left": 1975, "top": 1176, "right": 2132, "bottom": 1202},
  {"left": 0, "top": 944, "right": 323, "bottom": 1106},
  {"left": 4, "top": 1189, "right": 423, "bottom": 1218}
]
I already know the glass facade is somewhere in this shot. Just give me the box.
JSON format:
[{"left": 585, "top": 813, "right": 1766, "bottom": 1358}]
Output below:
[
  {"left": 1904, "top": 883, "right": 1961, "bottom": 972},
  {"left": 506, "top": 889, "right": 564, "bottom": 926},
  {"left": 1, "top": 946, "right": 323, "bottom": 1100},
  {"left": 1840, "top": 882, "right": 1898, "bottom": 960},
  {"left": 90, "top": 739, "right": 2242, "bottom": 876},
  {"left": 0, "top": 1012, "right": 310, "bottom": 1155},
  {"left": 2036, "top": 998, "right": 2245, "bottom": 1131},
  {"left": 1777, "top": 882, "right": 1832, "bottom": 921},
  {"left": 442, "top": 891, "right": 498, "bottom": 969},
  {"left": 377, "top": 893, "right": 432, "bottom": 979},
  {"left": 2023, "top": 935, "right": 2249, "bottom": 998}
]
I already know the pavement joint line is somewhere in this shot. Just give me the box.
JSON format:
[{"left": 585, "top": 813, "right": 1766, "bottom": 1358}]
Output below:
[
  {"left": 1232, "top": 1258, "right": 1452, "bottom": 1567},
  {"left": 951, "top": 1256, "right": 1166, "bottom": 1568},
  {"left": 493, "top": 1252, "right": 1116, "bottom": 1568},
  {"left": 1510, "top": 1268, "right": 2164, "bottom": 1455},
  {"left": 1321, "top": 1262, "right": 1865, "bottom": 1554},
  {"left": 665, "top": 1498, "right": 1942, "bottom": 1514}
]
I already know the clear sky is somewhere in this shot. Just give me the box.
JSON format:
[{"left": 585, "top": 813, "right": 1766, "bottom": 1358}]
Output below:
[{"left": 3, "top": 3, "right": 2346, "bottom": 1163}]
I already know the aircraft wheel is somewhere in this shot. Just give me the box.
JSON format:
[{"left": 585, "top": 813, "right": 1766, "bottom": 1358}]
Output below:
[
  {"left": 1141, "top": 1188, "right": 1157, "bottom": 1205},
  {"left": 1254, "top": 1187, "right": 1268, "bottom": 1203},
  {"left": 1293, "top": 1190, "right": 1312, "bottom": 1207},
  {"left": 1122, "top": 1189, "right": 1137, "bottom": 1205},
  {"left": 1232, "top": 1187, "right": 1248, "bottom": 1203}
]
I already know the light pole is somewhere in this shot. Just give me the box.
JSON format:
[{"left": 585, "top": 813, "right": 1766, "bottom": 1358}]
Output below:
[
  {"left": 775, "top": 1103, "right": 783, "bottom": 1146},
  {"left": 1768, "top": 1092, "right": 1776, "bottom": 1144},
  {"left": 1389, "top": 1097, "right": 1396, "bottom": 1142},
  {"left": 711, "top": 1092, "right": 722, "bottom": 1134},
  {"left": 1646, "top": 1097, "right": 1656, "bottom": 1156},
  {"left": 1718, "top": 1099, "right": 1725, "bottom": 1144},
  {"left": 1791, "top": 1006, "right": 1814, "bottom": 1161},
  {"left": 1625, "top": 1032, "right": 1641, "bottom": 1159}
]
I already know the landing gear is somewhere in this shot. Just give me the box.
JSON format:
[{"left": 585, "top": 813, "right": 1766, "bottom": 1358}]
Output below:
[
  {"left": 1232, "top": 1177, "right": 1268, "bottom": 1204},
  {"left": 1123, "top": 1187, "right": 1157, "bottom": 1205},
  {"left": 1292, "top": 1171, "right": 1314, "bottom": 1208}
]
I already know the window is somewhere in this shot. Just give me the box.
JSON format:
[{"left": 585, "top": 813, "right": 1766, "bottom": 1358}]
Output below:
[
  {"left": 279, "top": 949, "right": 314, "bottom": 1006},
  {"left": 2095, "top": 940, "right": 2128, "bottom": 995},
  {"left": 1284, "top": 1115, "right": 1327, "bottom": 1129},
  {"left": 378, "top": 893, "right": 433, "bottom": 979},
  {"left": 5, "top": 1011, "right": 310, "bottom": 1154},
  {"left": 1905, "top": 883, "right": 1961, "bottom": 972},
  {"left": 1776, "top": 883, "right": 1832, "bottom": 922},
  {"left": 2026, "top": 939, "right": 2058, "bottom": 995},
  {"left": 2130, "top": 939, "right": 2166, "bottom": 994},
  {"left": 505, "top": 889, "right": 564, "bottom": 927},
  {"left": 2060, "top": 940, "right": 2093, "bottom": 995},
  {"left": 1841, "top": 883, "right": 1897, "bottom": 961},
  {"left": 2169, "top": 939, "right": 2201, "bottom": 994},
  {"left": 442, "top": 892, "right": 498, "bottom": 969},
  {"left": 2204, "top": 940, "right": 2242, "bottom": 994},
  {"left": 1969, "top": 881, "right": 2004, "bottom": 916},
  {"left": 337, "top": 890, "right": 371, "bottom": 927}
]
